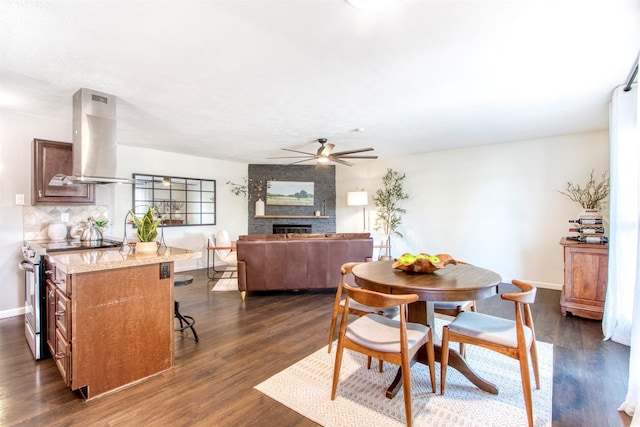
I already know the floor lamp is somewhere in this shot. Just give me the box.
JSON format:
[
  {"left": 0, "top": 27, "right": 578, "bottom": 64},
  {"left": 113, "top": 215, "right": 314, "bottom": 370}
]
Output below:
[{"left": 347, "top": 191, "right": 368, "bottom": 231}]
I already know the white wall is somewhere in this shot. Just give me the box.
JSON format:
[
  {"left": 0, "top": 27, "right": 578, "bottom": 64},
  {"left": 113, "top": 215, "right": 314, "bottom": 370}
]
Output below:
[
  {"left": 0, "top": 108, "right": 248, "bottom": 317},
  {"left": 336, "top": 131, "right": 610, "bottom": 289},
  {"left": 0, "top": 105, "right": 609, "bottom": 316},
  {"left": 111, "top": 145, "right": 248, "bottom": 271},
  {"left": 0, "top": 109, "right": 72, "bottom": 316}
]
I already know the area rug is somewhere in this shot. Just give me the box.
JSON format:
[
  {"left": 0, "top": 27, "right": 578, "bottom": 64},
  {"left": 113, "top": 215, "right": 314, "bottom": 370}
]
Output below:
[
  {"left": 255, "top": 318, "right": 553, "bottom": 427},
  {"left": 211, "top": 270, "right": 238, "bottom": 291}
]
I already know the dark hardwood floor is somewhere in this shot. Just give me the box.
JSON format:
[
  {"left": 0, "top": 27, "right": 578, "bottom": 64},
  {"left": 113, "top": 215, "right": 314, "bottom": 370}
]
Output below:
[{"left": 0, "top": 268, "right": 632, "bottom": 426}]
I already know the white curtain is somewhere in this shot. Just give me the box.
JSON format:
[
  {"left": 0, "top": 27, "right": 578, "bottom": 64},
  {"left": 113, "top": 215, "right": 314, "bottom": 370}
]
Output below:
[{"left": 603, "top": 82, "right": 639, "bottom": 417}]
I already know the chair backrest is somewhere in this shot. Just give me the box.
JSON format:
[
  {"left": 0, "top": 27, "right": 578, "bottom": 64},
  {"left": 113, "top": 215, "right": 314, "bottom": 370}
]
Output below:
[
  {"left": 214, "top": 229, "right": 232, "bottom": 259},
  {"left": 501, "top": 279, "right": 537, "bottom": 332},
  {"left": 343, "top": 282, "right": 418, "bottom": 310},
  {"left": 502, "top": 279, "right": 537, "bottom": 304},
  {"left": 339, "top": 262, "right": 361, "bottom": 286}
]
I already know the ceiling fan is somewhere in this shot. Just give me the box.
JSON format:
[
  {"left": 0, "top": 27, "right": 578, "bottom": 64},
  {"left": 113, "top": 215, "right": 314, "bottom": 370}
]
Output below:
[{"left": 269, "top": 138, "right": 378, "bottom": 166}]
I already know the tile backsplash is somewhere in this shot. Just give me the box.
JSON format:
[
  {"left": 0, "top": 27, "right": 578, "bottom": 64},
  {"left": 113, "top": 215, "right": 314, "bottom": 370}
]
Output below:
[{"left": 23, "top": 205, "right": 110, "bottom": 241}]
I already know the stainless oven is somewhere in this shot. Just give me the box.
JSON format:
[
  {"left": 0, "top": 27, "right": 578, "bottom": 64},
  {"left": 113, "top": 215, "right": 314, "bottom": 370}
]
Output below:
[
  {"left": 20, "top": 238, "right": 123, "bottom": 360},
  {"left": 19, "top": 246, "right": 47, "bottom": 360}
]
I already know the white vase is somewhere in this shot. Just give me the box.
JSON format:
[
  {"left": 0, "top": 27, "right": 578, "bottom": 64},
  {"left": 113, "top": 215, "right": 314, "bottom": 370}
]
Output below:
[
  {"left": 581, "top": 208, "right": 600, "bottom": 217},
  {"left": 255, "top": 198, "right": 265, "bottom": 216},
  {"left": 47, "top": 222, "right": 67, "bottom": 241}
]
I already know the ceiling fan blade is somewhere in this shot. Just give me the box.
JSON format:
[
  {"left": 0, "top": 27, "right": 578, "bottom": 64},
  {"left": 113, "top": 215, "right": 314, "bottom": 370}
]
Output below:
[
  {"left": 329, "top": 147, "right": 374, "bottom": 156},
  {"left": 268, "top": 155, "right": 316, "bottom": 159},
  {"left": 328, "top": 157, "right": 354, "bottom": 166},
  {"left": 332, "top": 155, "right": 378, "bottom": 159},
  {"left": 287, "top": 158, "right": 316, "bottom": 165},
  {"left": 281, "top": 148, "right": 316, "bottom": 156}
]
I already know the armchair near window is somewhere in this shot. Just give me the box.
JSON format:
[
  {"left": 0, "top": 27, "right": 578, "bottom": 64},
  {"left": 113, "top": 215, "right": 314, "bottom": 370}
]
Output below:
[{"left": 207, "top": 229, "right": 237, "bottom": 279}]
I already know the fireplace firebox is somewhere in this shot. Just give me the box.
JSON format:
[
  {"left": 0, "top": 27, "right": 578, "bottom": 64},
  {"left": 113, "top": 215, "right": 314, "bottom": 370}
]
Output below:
[{"left": 273, "top": 224, "right": 311, "bottom": 234}]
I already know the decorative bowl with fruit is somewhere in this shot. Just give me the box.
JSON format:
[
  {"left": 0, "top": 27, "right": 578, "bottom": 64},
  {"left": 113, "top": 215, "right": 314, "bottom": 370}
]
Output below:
[{"left": 392, "top": 253, "right": 457, "bottom": 273}]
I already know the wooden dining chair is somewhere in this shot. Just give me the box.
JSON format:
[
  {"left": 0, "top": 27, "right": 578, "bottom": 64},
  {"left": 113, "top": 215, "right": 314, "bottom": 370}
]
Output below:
[
  {"left": 331, "top": 283, "right": 436, "bottom": 427},
  {"left": 440, "top": 279, "right": 540, "bottom": 427},
  {"left": 328, "top": 262, "right": 398, "bottom": 352}
]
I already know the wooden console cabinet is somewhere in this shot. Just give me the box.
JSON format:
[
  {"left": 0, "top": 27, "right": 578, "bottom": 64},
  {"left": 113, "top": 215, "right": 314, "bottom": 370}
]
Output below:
[{"left": 559, "top": 237, "right": 609, "bottom": 320}]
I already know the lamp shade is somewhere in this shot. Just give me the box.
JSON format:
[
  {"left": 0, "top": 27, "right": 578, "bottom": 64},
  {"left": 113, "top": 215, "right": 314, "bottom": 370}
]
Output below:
[{"left": 347, "top": 191, "right": 368, "bottom": 206}]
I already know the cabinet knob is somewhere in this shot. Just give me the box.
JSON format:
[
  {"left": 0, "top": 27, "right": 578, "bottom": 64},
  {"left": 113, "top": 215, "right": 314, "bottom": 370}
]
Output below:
[
  {"left": 49, "top": 290, "right": 55, "bottom": 300},
  {"left": 55, "top": 310, "right": 65, "bottom": 316},
  {"left": 38, "top": 190, "right": 42, "bottom": 198}
]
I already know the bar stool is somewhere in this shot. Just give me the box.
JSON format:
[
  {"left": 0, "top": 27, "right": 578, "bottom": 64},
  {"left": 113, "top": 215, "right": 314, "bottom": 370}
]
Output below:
[{"left": 174, "top": 274, "right": 199, "bottom": 341}]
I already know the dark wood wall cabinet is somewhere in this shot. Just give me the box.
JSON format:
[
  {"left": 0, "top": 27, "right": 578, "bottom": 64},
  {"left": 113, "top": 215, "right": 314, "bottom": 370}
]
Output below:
[
  {"left": 33, "top": 139, "right": 95, "bottom": 204},
  {"left": 559, "top": 237, "right": 609, "bottom": 320}
]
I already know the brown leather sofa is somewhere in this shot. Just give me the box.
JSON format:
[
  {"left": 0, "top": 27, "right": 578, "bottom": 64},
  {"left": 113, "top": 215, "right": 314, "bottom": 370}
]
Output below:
[{"left": 236, "top": 233, "right": 373, "bottom": 298}]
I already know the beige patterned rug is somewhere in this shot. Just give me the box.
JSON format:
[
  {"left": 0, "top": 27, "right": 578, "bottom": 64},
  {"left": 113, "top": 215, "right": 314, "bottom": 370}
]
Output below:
[{"left": 255, "top": 318, "right": 553, "bottom": 427}]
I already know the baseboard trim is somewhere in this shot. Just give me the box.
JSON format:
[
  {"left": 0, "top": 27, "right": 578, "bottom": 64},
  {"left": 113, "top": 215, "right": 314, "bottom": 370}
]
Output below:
[
  {"left": 0, "top": 306, "right": 25, "bottom": 319},
  {"left": 502, "top": 277, "right": 562, "bottom": 291}
]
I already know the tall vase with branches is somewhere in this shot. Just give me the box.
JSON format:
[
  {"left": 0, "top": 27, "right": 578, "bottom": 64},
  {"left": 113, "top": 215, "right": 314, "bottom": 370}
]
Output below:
[
  {"left": 374, "top": 168, "right": 408, "bottom": 259},
  {"left": 557, "top": 169, "right": 610, "bottom": 214}
]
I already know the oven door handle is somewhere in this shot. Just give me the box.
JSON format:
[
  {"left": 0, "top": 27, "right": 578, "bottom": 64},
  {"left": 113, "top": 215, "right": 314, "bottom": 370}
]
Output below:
[{"left": 18, "top": 261, "right": 35, "bottom": 272}]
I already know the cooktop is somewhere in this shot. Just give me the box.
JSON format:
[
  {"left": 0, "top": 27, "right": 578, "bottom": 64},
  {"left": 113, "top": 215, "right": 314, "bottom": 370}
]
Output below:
[{"left": 34, "top": 238, "right": 123, "bottom": 252}]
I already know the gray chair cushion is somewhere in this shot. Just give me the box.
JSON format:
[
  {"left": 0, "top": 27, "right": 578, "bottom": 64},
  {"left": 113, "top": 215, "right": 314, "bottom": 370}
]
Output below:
[
  {"left": 346, "top": 314, "right": 428, "bottom": 353},
  {"left": 433, "top": 301, "right": 471, "bottom": 310},
  {"left": 446, "top": 311, "right": 533, "bottom": 348}
]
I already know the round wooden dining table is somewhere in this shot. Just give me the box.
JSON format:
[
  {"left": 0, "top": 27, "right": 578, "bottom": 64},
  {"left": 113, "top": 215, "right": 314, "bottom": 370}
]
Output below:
[{"left": 351, "top": 259, "right": 502, "bottom": 397}]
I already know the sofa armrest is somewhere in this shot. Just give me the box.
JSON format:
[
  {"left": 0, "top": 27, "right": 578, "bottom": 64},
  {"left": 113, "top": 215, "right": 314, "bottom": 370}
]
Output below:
[{"left": 237, "top": 260, "right": 248, "bottom": 292}]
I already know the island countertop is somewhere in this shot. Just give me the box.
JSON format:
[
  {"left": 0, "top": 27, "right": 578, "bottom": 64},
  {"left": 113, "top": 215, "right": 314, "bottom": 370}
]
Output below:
[{"left": 48, "top": 246, "right": 201, "bottom": 274}]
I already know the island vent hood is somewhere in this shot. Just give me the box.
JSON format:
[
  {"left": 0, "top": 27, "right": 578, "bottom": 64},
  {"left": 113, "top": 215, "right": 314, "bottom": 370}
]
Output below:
[{"left": 50, "top": 88, "right": 136, "bottom": 185}]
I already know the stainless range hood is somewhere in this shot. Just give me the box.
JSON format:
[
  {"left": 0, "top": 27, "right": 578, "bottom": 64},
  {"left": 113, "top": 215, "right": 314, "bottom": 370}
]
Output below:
[{"left": 50, "top": 88, "right": 136, "bottom": 185}]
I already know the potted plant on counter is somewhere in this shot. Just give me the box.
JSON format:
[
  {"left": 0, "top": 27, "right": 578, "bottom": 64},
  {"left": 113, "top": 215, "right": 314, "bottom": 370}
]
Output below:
[{"left": 128, "top": 206, "right": 162, "bottom": 253}]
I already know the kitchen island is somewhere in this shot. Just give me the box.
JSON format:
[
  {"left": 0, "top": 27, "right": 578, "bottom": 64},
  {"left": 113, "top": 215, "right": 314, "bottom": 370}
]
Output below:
[{"left": 45, "top": 246, "right": 201, "bottom": 399}]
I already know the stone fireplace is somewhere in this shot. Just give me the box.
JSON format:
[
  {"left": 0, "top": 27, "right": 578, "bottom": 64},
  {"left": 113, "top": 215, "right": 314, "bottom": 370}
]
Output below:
[{"left": 248, "top": 164, "right": 336, "bottom": 235}]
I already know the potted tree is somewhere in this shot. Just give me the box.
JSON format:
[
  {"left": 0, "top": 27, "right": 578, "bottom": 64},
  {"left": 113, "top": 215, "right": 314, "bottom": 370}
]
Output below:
[
  {"left": 129, "top": 206, "right": 162, "bottom": 253},
  {"left": 373, "top": 168, "right": 409, "bottom": 259}
]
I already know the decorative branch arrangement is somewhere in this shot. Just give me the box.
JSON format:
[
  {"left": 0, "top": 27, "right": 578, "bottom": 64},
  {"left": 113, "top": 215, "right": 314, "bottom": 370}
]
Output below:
[
  {"left": 227, "top": 177, "right": 272, "bottom": 200},
  {"left": 558, "top": 169, "right": 610, "bottom": 210},
  {"left": 227, "top": 177, "right": 249, "bottom": 198}
]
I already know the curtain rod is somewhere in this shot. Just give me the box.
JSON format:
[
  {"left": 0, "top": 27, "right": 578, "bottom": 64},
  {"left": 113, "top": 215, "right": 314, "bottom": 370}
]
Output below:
[{"left": 623, "top": 55, "right": 639, "bottom": 92}]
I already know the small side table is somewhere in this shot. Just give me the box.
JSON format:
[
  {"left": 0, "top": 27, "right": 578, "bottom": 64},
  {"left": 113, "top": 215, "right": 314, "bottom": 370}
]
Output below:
[{"left": 174, "top": 274, "right": 199, "bottom": 341}]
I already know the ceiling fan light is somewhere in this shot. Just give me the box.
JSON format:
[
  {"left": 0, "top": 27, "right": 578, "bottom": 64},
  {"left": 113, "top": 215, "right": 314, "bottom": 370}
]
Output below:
[{"left": 317, "top": 157, "right": 329, "bottom": 164}]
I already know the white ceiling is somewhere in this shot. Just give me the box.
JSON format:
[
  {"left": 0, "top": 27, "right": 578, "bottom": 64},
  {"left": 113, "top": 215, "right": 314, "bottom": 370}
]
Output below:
[{"left": 1, "top": 0, "right": 638, "bottom": 165}]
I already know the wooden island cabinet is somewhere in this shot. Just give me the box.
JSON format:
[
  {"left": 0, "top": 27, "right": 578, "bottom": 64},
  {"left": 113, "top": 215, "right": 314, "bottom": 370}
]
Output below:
[
  {"left": 559, "top": 237, "right": 609, "bottom": 320},
  {"left": 45, "top": 247, "right": 200, "bottom": 399}
]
